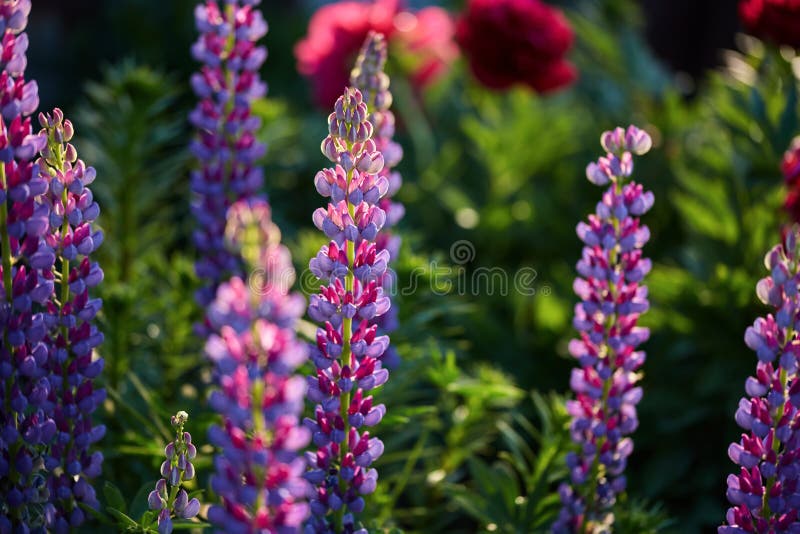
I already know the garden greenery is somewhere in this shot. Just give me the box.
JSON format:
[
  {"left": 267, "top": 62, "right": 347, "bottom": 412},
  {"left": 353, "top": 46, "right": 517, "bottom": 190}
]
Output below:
[{"left": 1, "top": 0, "right": 800, "bottom": 533}]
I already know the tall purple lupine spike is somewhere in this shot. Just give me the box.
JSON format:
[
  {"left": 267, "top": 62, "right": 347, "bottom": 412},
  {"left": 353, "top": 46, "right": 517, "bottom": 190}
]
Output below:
[
  {"left": 349, "top": 32, "right": 403, "bottom": 363},
  {"left": 148, "top": 412, "right": 200, "bottom": 534},
  {"left": 0, "top": 1, "right": 57, "bottom": 529},
  {"left": 304, "top": 87, "right": 390, "bottom": 534},
  {"left": 719, "top": 228, "right": 800, "bottom": 533},
  {"left": 190, "top": 0, "right": 267, "bottom": 312},
  {"left": 205, "top": 198, "right": 311, "bottom": 532},
  {"left": 37, "top": 108, "right": 105, "bottom": 530},
  {"left": 554, "top": 125, "right": 653, "bottom": 534}
]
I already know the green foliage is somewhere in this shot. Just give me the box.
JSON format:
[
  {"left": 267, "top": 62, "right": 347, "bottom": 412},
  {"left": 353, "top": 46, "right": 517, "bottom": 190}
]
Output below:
[
  {"left": 632, "top": 42, "right": 799, "bottom": 530},
  {"left": 75, "top": 60, "right": 195, "bottom": 388},
  {"left": 38, "top": 1, "right": 800, "bottom": 533},
  {"left": 446, "top": 393, "right": 569, "bottom": 533}
]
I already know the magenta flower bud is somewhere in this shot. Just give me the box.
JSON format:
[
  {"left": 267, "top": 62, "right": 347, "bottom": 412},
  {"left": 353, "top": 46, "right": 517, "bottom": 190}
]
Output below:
[
  {"left": 356, "top": 150, "right": 383, "bottom": 174},
  {"left": 624, "top": 125, "right": 652, "bottom": 155},
  {"left": 148, "top": 490, "right": 165, "bottom": 511},
  {"left": 182, "top": 498, "right": 200, "bottom": 519},
  {"left": 158, "top": 510, "right": 172, "bottom": 534},
  {"left": 321, "top": 136, "right": 338, "bottom": 163},
  {"left": 160, "top": 460, "right": 170, "bottom": 479},
  {"left": 600, "top": 126, "right": 625, "bottom": 154},
  {"left": 585, "top": 162, "right": 610, "bottom": 186},
  {"left": 62, "top": 120, "right": 74, "bottom": 142},
  {"left": 173, "top": 489, "right": 188, "bottom": 514}
]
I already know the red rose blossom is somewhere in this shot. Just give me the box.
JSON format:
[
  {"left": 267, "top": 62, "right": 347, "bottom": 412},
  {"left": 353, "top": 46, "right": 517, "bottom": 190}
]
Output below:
[
  {"left": 740, "top": 0, "right": 800, "bottom": 48},
  {"left": 295, "top": 0, "right": 457, "bottom": 108},
  {"left": 455, "top": 0, "right": 577, "bottom": 93}
]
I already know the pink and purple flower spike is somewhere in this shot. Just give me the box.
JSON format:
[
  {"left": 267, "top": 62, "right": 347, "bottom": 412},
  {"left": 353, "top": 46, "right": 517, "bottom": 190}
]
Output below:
[
  {"left": 190, "top": 0, "right": 268, "bottom": 310},
  {"left": 719, "top": 227, "right": 800, "bottom": 533},
  {"left": 348, "top": 31, "right": 402, "bottom": 364},
  {"left": 304, "top": 87, "right": 391, "bottom": 534},
  {"left": 554, "top": 125, "right": 653, "bottom": 534},
  {"left": 0, "top": 1, "right": 55, "bottom": 529},
  {"left": 38, "top": 108, "right": 106, "bottom": 531},
  {"left": 205, "top": 198, "right": 311, "bottom": 533}
]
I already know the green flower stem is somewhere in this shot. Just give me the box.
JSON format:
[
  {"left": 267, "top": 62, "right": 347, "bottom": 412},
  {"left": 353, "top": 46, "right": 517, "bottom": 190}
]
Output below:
[
  {"left": 335, "top": 142, "right": 357, "bottom": 533},
  {"left": 0, "top": 163, "right": 22, "bottom": 501},
  {"left": 0, "top": 164, "right": 12, "bottom": 303},
  {"left": 761, "top": 324, "right": 794, "bottom": 518},
  {"left": 582, "top": 177, "right": 624, "bottom": 534}
]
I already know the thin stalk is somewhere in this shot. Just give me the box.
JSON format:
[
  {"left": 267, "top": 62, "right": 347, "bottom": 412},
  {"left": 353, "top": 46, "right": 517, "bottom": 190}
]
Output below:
[
  {"left": 1, "top": 163, "right": 14, "bottom": 415},
  {"left": 761, "top": 336, "right": 793, "bottom": 516},
  {"left": 582, "top": 178, "right": 624, "bottom": 533},
  {"left": 1, "top": 163, "right": 22, "bottom": 505},
  {"left": 0, "top": 164, "right": 12, "bottom": 302},
  {"left": 50, "top": 134, "right": 78, "bottom": 514},
  {"left": 335, "top": 142, "right": 357, "bottom": 533}
]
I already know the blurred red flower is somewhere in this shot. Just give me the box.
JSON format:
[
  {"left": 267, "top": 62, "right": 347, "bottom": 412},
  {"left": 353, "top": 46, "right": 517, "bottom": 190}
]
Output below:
[
  {"left": 740, "top": 0, "right": 800, "bottom": 48},
  {"left": 455, "top": 0, "right": 577, "bottom": 93},
  {"left": 295, "top": 0, "right": 458, "bottom": 109},
  {"left": 784, "top": 137, "right": 800, "bottom": 221}
]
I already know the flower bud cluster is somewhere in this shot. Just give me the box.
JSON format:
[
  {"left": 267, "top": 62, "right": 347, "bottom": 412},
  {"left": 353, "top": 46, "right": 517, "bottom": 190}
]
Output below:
[{"left": 148, "top": 411, "right": 200, "bottom": 534}]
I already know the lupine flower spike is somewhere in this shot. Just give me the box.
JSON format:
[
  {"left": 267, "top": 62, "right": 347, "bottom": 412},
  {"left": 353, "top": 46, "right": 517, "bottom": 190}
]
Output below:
[
  {"left": 38, "top": 108, "right": 106, "bottom": 530},
  {"left": 305, "top": 87, "right": 391, "bottom": 534},
  {"left": 190, "top": 0, "right": 268, "bottom": 310},
  {"left": 554, "top": 125, "right": 654, "bottom": 534},
  {"left": 349, "top": 32, "right": 403, "bottom": 356},
  {"left": 0, "top": 1, "right": 53, "bottom": 529},
  {"left": 719, "top": 227, "right": 800, "bottom": 533},
  {"left": 205, "top": 199, "right": 311, "bottom": 532},
  {"left": 148, "top": 411, "right": 201, "bottom": 534}
]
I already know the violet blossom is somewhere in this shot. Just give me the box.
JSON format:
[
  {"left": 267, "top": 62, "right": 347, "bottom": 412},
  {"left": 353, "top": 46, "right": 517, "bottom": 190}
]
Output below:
[
  {"left": 719, "top": 227, "right": 800, "bottom": 533},
  {"left": 205, "top": 198, "right": 311, "bottom": 532},
  {"left": 38, "top": 108, "right": 105, "bottom": 531},
  {"left": 304, "top": 87, "right": 391, "bottom": 534},
  {"left": 0, "top": 1, "right": 55, "bottom": 529},
  {"left": 148, "top": 411, "right": 200, "bottom": 534},
  {"left": 349, "top": 32, "right": 403, "bottom": 354},
  {"left": 190, "top": 0, "right": 268, "bottom": 309},
  {"left": 554, "top": 125, "right": 653, "bottom": 534}
]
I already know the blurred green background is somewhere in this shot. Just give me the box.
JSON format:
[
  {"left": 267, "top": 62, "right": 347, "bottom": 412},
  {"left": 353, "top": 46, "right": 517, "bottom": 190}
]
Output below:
[{"left": 27, "top": 1, "right": 800, "bottom": 532}]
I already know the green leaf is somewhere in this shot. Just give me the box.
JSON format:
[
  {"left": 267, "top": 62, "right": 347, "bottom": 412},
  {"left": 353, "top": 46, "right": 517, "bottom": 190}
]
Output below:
[
  {"left": 107, "top": 507, "right": 139, "bottom": 529},
  {"left": 103, "top": 481, "right": 127, "bottom": 515},
  {"left": 172, "top": 519, "right": 211, "bottom": 530},
  {"left": 130, "top": 480, "right": 160, "bottom": 523}
]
